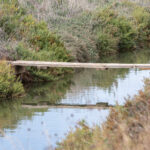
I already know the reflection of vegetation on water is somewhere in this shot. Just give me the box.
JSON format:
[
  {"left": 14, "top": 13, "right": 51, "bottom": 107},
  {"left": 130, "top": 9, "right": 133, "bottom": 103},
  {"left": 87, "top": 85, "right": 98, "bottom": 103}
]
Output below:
[
  {"left": 92, "top": 69, "right": 128, "bottom": 91},
  {"left": 72, "top": 50, "right": 150, "bottom": 93},
  {"left": 99, "top": 49, "right": 150, "bottom": 63},
  {"left": 0, "top": 75, "right": 73, "bottom": 133},
  {"left": 73, "top": 68, "right": 129, "bottom": 93},
  {"left": 22, "top": 75, "right": 73, "bottom": 105},
  {"left": 0, "top": 100, "right": 48, "bottom": 132},
  {"left": 0, "top": 49, "right": 150, "bottom": 136},
  {"left": 98, "top": 50, "right": 150, "bottom": 90}
]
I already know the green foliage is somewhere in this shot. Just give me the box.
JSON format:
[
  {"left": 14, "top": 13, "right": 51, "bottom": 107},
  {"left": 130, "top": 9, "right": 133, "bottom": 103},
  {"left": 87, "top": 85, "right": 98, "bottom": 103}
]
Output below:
[
  {"left": 94, "top": 9, "right": 138, "bottom": 56},
  {"left": 15, "top": 43, "right": 73, "bottom": 81},
  {"left": 97, "top": 31, "right": 119, "bottom": 55},
  {"left": 92, "top": 0, "right": 150, "bottom": 57},
  {"left": 0, "top": 1, "right": 72, "bottom": 81},
  {"left": 111, "top": 17, "right": 137, "bottom": 51},
  {"left": 0, "top": 61, "right": 24, "bottom": 99},
  {"left": 133, "top": 7, "right": 150, "bottom": 45}
]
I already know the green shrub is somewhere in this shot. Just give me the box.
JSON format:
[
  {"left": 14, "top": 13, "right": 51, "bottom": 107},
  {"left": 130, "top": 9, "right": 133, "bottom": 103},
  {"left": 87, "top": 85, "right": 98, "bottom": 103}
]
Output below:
[
  {"left": 15, "top": 43, "right": 73, "bottom": 81},
  {"left": 111, "top": 17, "right": 137, "bottom": 51},
  {"left": 133, "top": 7, "right": 150, "bottom": 46},
  {"left": 0, "top": 61, "right": 24, "bottom": 99},
  {"left": 94, "top": 8, "right": 138, "bottom": 56},
  {"left": 0, "top": 1, "right": 73, "bottom": 81},
  {"left": 93, "top": 1, "right": 150, "bottom": 57},
  {"left": 97, "top": 31, "right": 119, "bottom": 55}
]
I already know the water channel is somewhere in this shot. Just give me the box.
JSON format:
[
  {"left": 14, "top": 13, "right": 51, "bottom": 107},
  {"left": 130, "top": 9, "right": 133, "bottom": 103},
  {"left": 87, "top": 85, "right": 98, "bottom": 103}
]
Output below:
[{"left": 0, "top": 49, "right": 150, "bottom": 150}]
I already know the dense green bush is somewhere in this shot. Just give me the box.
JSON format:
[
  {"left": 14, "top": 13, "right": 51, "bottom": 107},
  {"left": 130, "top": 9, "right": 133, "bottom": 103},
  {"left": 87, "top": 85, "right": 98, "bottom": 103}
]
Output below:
[
  {"left": 93, "top": 1, "right": 150, "bottom": 57},
  {"left": 0, "top": 61, "right": 24, "bottom": 99},
  {"left": 0, "top": 1, "right": 72, "bottom": 81},
  {"left": 97, "top": 31, "right": 119, "bottom": 55},
  {"left": 94, "top": 9, "right": 138, "bottom": 56},
  {"left": 111, "top": 17, "right": 137, "bottom": 51},
  {"left": 15, "top": 43, "right": 72, "bottom": 81},
  {"left": 133, "top": 7, "right": 150, "bottom": 46}
]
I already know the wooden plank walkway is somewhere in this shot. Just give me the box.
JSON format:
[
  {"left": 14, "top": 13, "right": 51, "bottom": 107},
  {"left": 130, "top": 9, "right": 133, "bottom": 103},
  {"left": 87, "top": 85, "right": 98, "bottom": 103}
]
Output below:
[{"left": 9, "top": 60, "right": 150, "bottom": 69}]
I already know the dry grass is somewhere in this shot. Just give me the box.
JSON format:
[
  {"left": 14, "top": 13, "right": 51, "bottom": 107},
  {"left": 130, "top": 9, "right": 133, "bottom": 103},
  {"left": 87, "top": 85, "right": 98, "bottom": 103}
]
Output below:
[
  {"left": 18, "top": 0, "right": 108, "bottom": 20},
  {"left": 56, "top": 79, "right": 150, "bottom": 150},
  {"left": 18, "top": 0, "right": 112, "bottom": 61},
  {"left": 0, "top": 28, "right": 17, "bottom": 60},
  {"left": 17, "top": 0, "right": 150, "bottom": 61},
  {"left": 1, "top": 0, "right": 150, "bottom": 62}
]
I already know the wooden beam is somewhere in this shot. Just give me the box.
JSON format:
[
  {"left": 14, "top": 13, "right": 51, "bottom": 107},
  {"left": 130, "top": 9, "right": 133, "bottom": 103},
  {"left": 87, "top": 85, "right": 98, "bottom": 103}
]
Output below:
[
  {"left": 9, "top": 60, "right": 150, "bottom": 69},
  {"left": 22, "top": 103, "right": 113, "bottom": 109}
]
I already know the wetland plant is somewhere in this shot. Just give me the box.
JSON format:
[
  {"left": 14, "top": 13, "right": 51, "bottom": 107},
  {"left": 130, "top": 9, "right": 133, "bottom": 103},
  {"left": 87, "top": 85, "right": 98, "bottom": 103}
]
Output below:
[{"left": 0, "top": 61, "right": 24, "bottom": 99}]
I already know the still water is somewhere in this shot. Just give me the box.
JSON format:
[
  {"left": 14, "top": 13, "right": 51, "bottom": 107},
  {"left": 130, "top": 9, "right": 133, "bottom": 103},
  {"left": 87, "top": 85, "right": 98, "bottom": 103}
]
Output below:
[{"left": 0, "top": 50, "right": 150, "bottom": 150}]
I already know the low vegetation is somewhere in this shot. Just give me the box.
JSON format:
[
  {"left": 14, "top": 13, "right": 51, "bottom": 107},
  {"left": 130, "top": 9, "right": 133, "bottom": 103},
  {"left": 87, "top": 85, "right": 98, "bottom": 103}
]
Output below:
[
  {"left": 18, "top": 0, "right": 110, "bottom": 61},
  {"left": 57, "top": 79, "right": 150, "bottom": 150},
  {"left": 0, "top": 0, "right": 150, "bottom": 63},
  {"left": 18, "top": 0, "right": 150, "bottom": 60},
  {"left": 93, "top": 1, "right": 150, "bottom": 56},
  {"left": 0, "top": 61, "right": 24, "bottom": 99},
  {"left": 0, "top": 0, "right": 150, "bottom": 96},
  {"left": 0, "top": 0, "right": 73, "bottom": 82}
]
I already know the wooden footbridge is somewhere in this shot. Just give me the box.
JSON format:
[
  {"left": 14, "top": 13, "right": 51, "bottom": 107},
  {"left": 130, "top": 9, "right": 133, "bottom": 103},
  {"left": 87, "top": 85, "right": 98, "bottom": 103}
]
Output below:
[{"left": 9, "top": 60, "right": 150, "bottom": 69}]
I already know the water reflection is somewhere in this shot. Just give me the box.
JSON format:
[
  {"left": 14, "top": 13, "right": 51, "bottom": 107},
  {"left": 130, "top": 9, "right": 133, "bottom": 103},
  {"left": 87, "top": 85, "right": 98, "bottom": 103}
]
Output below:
[
  {"left": 61, "top": 68, "right": 150, "bottom": 105},
  {"left": 0, "top": 100, "right": 48, "bottom": 131},
  {"left": 0, "top": 102, "right": 109, "bottom": 149},
  {"left": 23, "top": 75, "right": 72, "bottom": 105},
  {"left": 99, "top": 49, "right": 150, "bottom": 63},
  {"left": 0, "top": 49, "right": 150, "bottom": 149},
  {"left": 60, "top": 50, "right": 150, "bottom": 105},
  {"left": 22, "top": 68, "right": 150, "bottom": 105}
]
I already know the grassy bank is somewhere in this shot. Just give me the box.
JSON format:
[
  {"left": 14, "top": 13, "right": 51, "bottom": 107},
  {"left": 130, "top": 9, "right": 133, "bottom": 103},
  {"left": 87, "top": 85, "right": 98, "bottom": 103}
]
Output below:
[
  {"left": 0, "top": 0, "right": 73, "bottom": 98},
  {"left": 18, "top": 0, "right": 150, "bottom": 61},
  {"left": 0, "top": 0, "right": 150, "bottom": 62},
  {"left": 57, "top": 79, "right": 150, "bottom": 150},
  {"left": 0, "top": 0, "right": 150, "bottom": 98},
  {"left": 0, "top": 0, "right": 73, "bottom": 82}
]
